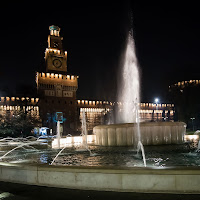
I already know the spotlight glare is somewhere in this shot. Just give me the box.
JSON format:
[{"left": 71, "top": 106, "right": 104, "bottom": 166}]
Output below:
[{"left": 155, "top": 98, "right": 159, "bottom": 104}]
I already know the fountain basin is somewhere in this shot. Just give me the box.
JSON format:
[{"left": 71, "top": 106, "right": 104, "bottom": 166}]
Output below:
[
  {"left": 1, "top": 162, "right": 200, "bottom": 193},
  {"left": 93, "top": 122, "right": 186, "bottom": 146}
]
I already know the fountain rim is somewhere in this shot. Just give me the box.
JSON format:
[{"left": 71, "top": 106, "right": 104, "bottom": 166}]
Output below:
[
  {"left": 1, "top": 161, "right": 200, "bottom": 173},
  {"left": 94, "top": 121, "right": 187, "bottom": 129},
  {"left": 1, "top": 161, "right": 200, "bottom": 194}
]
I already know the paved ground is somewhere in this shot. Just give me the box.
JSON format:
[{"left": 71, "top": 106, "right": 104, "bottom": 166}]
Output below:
[{"left": 0, "top": 181, "right": 200, "bottom": 200}]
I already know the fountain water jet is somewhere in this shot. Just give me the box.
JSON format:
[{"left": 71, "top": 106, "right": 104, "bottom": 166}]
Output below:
[
  {"left": 137, "top": 141, "right": 146, "bottom": 167},
  {"left": 82, "top": 111, "right": 88, "bottom": 149},
  {"left": 116, "top": 31, "right": 140, "bottom": 124},
  {"left": 81, "top": 111, "right": 94, "bottom": 156},
  {"left": 115, "top": 30, "right": 146, "bottom": 165},
  {"left": 57, "top": 121, "right": 61, "bottom": 149},
  {"left": 51, "top": 140, "right": 69, "bottom": 165},
  {"left": 0, "top": 141, "right": 41, "bottom": 161}
]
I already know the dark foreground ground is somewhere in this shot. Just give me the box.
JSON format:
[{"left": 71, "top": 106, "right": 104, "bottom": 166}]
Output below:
[{"left": 0, "top": 181, "right": 200, "bottom": 200}]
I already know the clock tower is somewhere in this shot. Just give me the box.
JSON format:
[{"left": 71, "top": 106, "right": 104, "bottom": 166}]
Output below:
[
  {"left": 45, "top": 25, "right": 67, "bottom": 73},
  {"left": 36, "top": 25, "right": 79, "bottom": 135}
]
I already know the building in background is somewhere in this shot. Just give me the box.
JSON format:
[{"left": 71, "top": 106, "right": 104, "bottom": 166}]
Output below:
[
  {"left": 0, "top": 26, "right": 175, "bottom": 136},
  {"left": 169, "top": 80, "right": 200, "bottom": 130}
]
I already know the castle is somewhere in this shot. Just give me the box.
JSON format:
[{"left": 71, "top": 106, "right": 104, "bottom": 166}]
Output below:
[{"left": 0, "top": 25, "right": 175, "bottom": 135}]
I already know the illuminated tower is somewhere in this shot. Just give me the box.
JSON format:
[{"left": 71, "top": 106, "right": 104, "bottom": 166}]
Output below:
[
  {"left": 36, "top": 25, "right": 78, "bottom": 135},
  {"left": 45, "top": 25, "right": 67, "bottom": 73}
]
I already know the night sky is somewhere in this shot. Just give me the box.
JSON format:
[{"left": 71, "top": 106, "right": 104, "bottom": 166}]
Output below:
[{"left": 0, "top": 2, "right": 199, "bottom": 103}]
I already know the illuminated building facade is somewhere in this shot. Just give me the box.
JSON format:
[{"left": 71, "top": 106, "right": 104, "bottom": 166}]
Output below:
[
  {"left": 0, "top": 97, "right": 39, "bottom": 115},
  {"left": 0, "top": 97, "right": 41, "bottom": 132},
  {"left": 77, "top": 100, "right": 175, "bottom": 132},
  {"left": 0, "top": 25, "right": 175, "bottom": 135}
]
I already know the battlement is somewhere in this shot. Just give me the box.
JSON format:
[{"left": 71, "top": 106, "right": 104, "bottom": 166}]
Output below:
[
  {"left": 0, "top": 97, "right": 39, "bottom": 104},
  {"left": 37, "top": 72, "right": 78, "bottom": 81},
  {"left": 77, "top": 100, "right": 112, "bottom": 107},
  {"left": 77, "top": 100, "right": 174, "bottom": 110},
  {"left": 138, "top": 102, "right": 174, "bottom": 109},
  {"left": 169, "top": 80, "right": 200, "bottom": 89},
  {"left": 45, "top": 48, "right": 67, "bottom": 56},
  {"left": 36, "top": 72, "right": 78, "bottom": 87}
]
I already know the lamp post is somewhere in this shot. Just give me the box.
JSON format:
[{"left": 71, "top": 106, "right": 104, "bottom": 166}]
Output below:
[{"left": 190, "top": 117, "right": 195, "bottom": 131}]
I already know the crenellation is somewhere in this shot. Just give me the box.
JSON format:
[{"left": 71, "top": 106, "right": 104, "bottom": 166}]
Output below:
[
  {"left": 170, "top": 80, "right": 200, "bottom": 89},
  {"left": 0, "top": 97, "right": 40, "bottom": 106},
  {"left": 37, "top": 72, "right": 78, "bottom": 82}
]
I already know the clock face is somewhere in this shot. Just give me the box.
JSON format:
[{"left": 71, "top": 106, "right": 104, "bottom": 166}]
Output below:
[
  {"left": 53, "top": 42, "right": 59, "bottom": 48},
  {"left": 53, "top": 59, "right": 62, "bottom": 68}
]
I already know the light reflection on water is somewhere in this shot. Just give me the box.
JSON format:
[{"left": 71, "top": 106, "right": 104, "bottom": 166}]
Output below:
[{"left": 0, "top": 145, "right": 200, "bottom": 168}]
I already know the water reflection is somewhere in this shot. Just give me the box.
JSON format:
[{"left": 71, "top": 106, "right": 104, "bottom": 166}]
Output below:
[{"left": 1, "top": 145, "right": 200, "bottom": 168}]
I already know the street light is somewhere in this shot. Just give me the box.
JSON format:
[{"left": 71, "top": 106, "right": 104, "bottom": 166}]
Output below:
[
  {"left": 190, "top": 117, "right": 195, "bottom": 131},
  {"left": 154, "top": 98, "right": 159, "bottom": 121},
  {"left": 155, "top": 98, "right": 159, "bottom": 104}
]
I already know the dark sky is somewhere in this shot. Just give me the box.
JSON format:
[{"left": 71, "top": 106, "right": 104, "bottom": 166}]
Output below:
[{"left": 0, "top": 2, "right": 199, "bottom": 103}]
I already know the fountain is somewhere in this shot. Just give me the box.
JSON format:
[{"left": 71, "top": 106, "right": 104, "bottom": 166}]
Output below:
[
  {"left": 0, "top": 22, "right": 199, "bottom": 194},
  {"left": 94, "top": 31, "right": 186, "bottom": 147}
]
